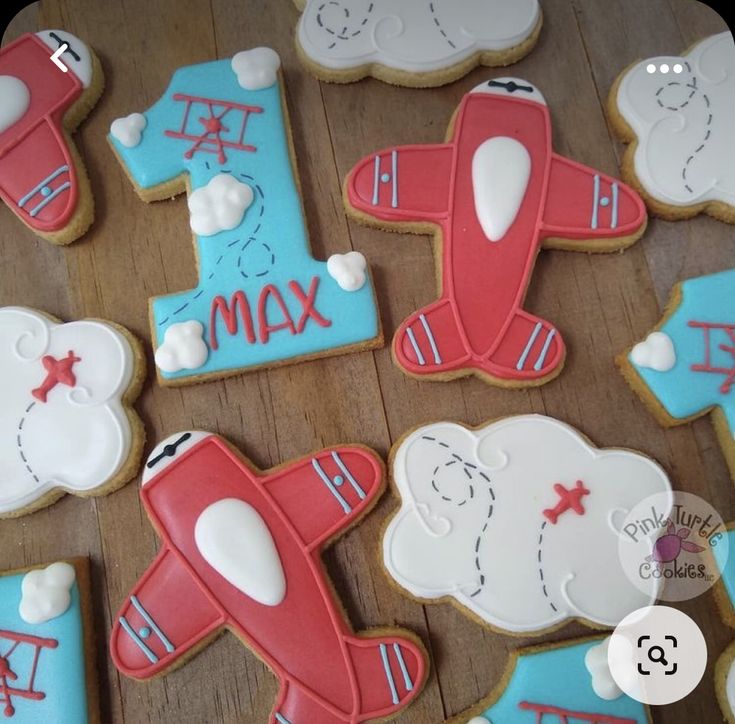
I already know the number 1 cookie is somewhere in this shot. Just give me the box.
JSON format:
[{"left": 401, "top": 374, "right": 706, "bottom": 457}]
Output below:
[
  {"left": 0, "top": 306, "right": 145, "bottom": 518},
  {"left": 345, "top": 79, "right": 647, "bottom": 387},
  {"left": 109, "top": 47, "right": 381, "bottom": 385},
  {"left": 382, "top": 415, "right": 672, "bottom": 634},
  {"left": 618, "top": 269, "right": 735, "bottom": 481},
  {"left": 294, "top": 0, "right": 542, "bottom": 87},
  {"left": 0, "top": 30, "right": 103, "bottom": 244},
  {"left": 608, "top": 31, "right": 735, "bottom": 222},
  {"left": 111, "top": 432, "right": 427, "bottom": 723}
]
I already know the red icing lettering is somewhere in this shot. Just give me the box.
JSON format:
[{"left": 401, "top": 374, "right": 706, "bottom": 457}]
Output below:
[
  {"left": 258, "top": 284, "right": 297, "bottom": 344},
  {"left": 687, "top": 320, "right": 735, "bottom": 394},
  {"left": 210, "top": 291, "right": 257, "bottom": 350},
  {"left": 519, "top": 701, "right": 636, "bottom": 724},
  {"left": 290, "top": 278, "right": 331, "bottom": 333}
]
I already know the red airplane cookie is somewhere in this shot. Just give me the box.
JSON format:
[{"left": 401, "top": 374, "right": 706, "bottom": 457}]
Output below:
[
  {"left": 345, "top": 78, "right": 648, "bottom": 387},
  {"left": 111, "top": 432, "right": 427, "bottom": 724},
  {"left": 0, "top": 30, "right": 103, "bottom": 244}
]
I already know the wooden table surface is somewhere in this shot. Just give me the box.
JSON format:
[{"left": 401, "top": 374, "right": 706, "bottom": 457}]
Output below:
[{"left": 2, "top": 1, "right": 733, "bottom": 722}]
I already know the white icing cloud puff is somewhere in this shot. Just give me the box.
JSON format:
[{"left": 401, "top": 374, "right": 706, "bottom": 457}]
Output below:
[
  {"left": 0, "top": 307, "right": 136, "bottom": 515},
  {"left": 616, "top": 32, "right": 735, "bottom": 206},
  {"left": 382, "top": 415, "right": 672, "bottom": 633},
  {"left": 155, "top": 320, "right": 208, "bottom": 373},
  {"left": 231, "top": 47, "right": 281, "bottom": 91},
  {"left": 584, "top": 637, "right": 623, "bottom": 700},
  {"left": 630, "top": 331, "right": 676, "bottom": 372},
  {"left": 110, "top": 112, "right": 146, "bottom": 148},
  {"left": 187, "top": 173, "right": 254, "bottom": 236},
  {"left": 19, "top": 562, "right": 76, "bottom": 624},
  {"left": 296, "top": 0, "right": 540, "bottom": 74},
  {"left": 327, "top": 251, "right": 368, "bottom": 291}
]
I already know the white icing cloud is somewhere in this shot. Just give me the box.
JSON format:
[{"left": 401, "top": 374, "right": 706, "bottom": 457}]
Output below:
[
  {"left": 326, "top": 251, "right": 367, "bottom": 291},
  {"left": 0, "top": 307, "right": 135, "bottom": 515},
  {"left": 296, "top": 0, "right": 540, "bottom": 74},
  {"left": 19, "top": 562, "right": 76, "bottom": 624},
  {"left": 187, "top": 174, "right": 254, "bottom": 237},
  {"left": 110, "top": 112, "right": 146, "bottom": 148},
  {"left": 585, "top": 637, "right": 623, "bottom": 700},
  {"left": 231, "top": 47, "right": 281, "bottom": 91},
  {"left": 155, "top": 321, "right": 208, "bottom": 373},
  {"left": 616, "top": 32, "right": 735, "bottom": 206},
  {"left": 630, "top": 331, "right": 675, "bottom": 372},
  {"left": 382, "top": 415, "right": 673, "bottom": 633}
]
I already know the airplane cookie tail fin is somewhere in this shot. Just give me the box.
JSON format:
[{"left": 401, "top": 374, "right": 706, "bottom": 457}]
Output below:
[
  {"left": 346, "top": 633, "right": 427, "bottom": 720},
  {"left": 484, "top": 310, "right": 565, "bottom": 382},
  {"left": 393, "top": 299, "right": 471, "bottom": 377}
]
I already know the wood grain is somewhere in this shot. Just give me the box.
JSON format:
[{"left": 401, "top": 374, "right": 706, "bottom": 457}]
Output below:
[{"left": 1, "top": 1, "right": 733, "bottom": 721}]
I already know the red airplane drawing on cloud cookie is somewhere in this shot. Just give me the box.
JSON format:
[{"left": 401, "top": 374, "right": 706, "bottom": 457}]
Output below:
[
  {"left": 346, "top": 78, "right": 647, "bottom": 386},
  {"left": 31, "top": 350, "right": 81, "bottom": 402},
  {"left": 110, "top": 432, "right": 426, "bottom": 724}
]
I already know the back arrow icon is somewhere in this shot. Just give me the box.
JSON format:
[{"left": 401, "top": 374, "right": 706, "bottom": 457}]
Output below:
[{"left": 50, "top": 43, "right": 69, "bottom": 72}]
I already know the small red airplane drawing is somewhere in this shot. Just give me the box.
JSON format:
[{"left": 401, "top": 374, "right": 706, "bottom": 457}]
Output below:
[
  {"left": 543, "top": 480, "right": 590, "bottom": 525},
  {"left": 31, "top": 351, "right": 81, "bottom": 403},
  {"left": 346, "top": 78, "right": 647, "bottom": 387},
  {"left": 110, "top": 433, "right": 426, "bottom": 724}
]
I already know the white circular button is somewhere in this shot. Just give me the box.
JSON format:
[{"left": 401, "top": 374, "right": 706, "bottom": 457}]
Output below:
[{"left": 608, "top": 605, "right": 706, "bottom": 705}]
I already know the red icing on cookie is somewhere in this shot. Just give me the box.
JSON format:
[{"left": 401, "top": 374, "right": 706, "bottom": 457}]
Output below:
[
  {"left": 542, "top": 480, "right": 590, "bottom": 525},
  {"left": 31, "top": 350, "right": 81, "bottom": 403},
  {"left": 519, "top": 701, "right": 636, "bottom": 723},
  {"left": 346, "top": 80, "right": 647, "bottom": 385},
  {"left": 0, "top": 34, "right": 83, "bottom": 233},
  {"left": 110, "top": 435, "right": 426, "bottom": 723}
]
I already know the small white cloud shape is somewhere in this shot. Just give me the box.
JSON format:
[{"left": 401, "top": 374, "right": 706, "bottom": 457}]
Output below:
[
  {"left": 188, "top": 174, "right": 254, "bottom": 237},
  {"left": 631, "top": 331, "right": 676, "bottom": 372},
  {"left": 110, "top": 113, "right": 146, "bottom": 148},
  {"left": 231, "top": 47, "right": 281, "bottom": 91},
  {"left": 585, "top": 637, "right": 623, "bottom": 700},
  {"left": 19, "top": 562, "right": 76, "bottom": 624},
  {"left": 327, "top": 251, "right": 367, "bottom": 291},
  {"left": 155, "top": 320, "right": 209, "bottom": 374}
]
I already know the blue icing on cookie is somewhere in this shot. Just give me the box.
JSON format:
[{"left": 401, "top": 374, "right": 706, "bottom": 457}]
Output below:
[
  {"left": 628, "top": 269, "right": 735, "bottom": 436},
  {"left": 473, "top": 639, "right": 647, "bottom": 723},
  {"left": 0, "top": 570, "right": 87, "bottom": 722},
  {"left": 109, "top": 53, "right": 379, "bottom": 381},
  {"left": 713, "top": 527, "right": 735, "bottom": 611}
]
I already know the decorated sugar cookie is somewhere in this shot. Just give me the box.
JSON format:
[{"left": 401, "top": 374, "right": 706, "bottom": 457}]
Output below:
[
  {"left": 718, "top": 641, "right": 735, "bottom": 724},
  {"left": 609, "top": 31, "right": 735, "bottom": 222},
  {"left": 382, "top": 415, "right": 672, "bottom": 634},
  {"left": 0, "top": 30, "right": 103, "bottom": 244},
  {"left": 618, "top": 269, "right": 735, "bottom": 481},
  {"left": 0, "top": 559, "right": 97, "bottom": 721},
  {"left": 345, "top": 78, "right": 647, "bottom": 388},
  {"left": 111, "top": 432, "right": 427, "bottom": 723},
  {"left": 0, "top": 307, "right": 145, "bottom": 517},
  {"left": 294, "top": 0, "right": 542, "bottom": 87},
  {"left": 712, "top": 523, "right": 735, "bottom": 628},
  {"left": 450, "top": 637, "right": 649, "bottom": 724},
  {"left": 109, "top": 47, "right": 380, "bottom": 385}
]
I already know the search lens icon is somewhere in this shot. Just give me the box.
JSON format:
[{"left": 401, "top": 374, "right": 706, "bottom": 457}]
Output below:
[{"left": 647, "top": 645, "right": 668, "bottom": 667}]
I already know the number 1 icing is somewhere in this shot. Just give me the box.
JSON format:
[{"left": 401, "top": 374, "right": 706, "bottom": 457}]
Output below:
[
  {"left": 0, "top": 31, "right": 102, "bottom": 244},
  {"left": 382, "top": 415, "right": 672, "bottom": 634},
  {"left": 345, "top": 79, "right": 647, "bottom": 387},
  {"left": 619, "top": 269, "right": 735, "bottom": 482},
  {"left": 111, "top": 432, "right": 428, "bottom": 723},
  {"left": 609, "top": 31, "right": 735, "bottom": 222},
  {"left": 0, "top": 307, "right": 145, "bottom": 517},
  {"left": 108, "top": 47, "right": 381, "bottom": 385}
]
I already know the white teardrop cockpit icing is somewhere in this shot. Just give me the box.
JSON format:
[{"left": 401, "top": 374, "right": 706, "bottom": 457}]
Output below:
[
  {"left": 0, "top": 75, "right": 30, "bottom": 134},
  {"left": 194, "top": 498, "right": 287, "bottom": 606}
]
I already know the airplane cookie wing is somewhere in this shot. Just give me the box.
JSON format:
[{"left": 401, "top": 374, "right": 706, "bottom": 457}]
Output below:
[
  {"left": 110, "top": 546, "right": 226, "bottom": 679},
  {"left": 262, "top": 446, "right": 384, "bottom": 553},
  {"left": 346, "top": 145, "right": 454, "bottom": 224},
  {"left": 540, "top": 154, "right": 647, "bottom": 246}
]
